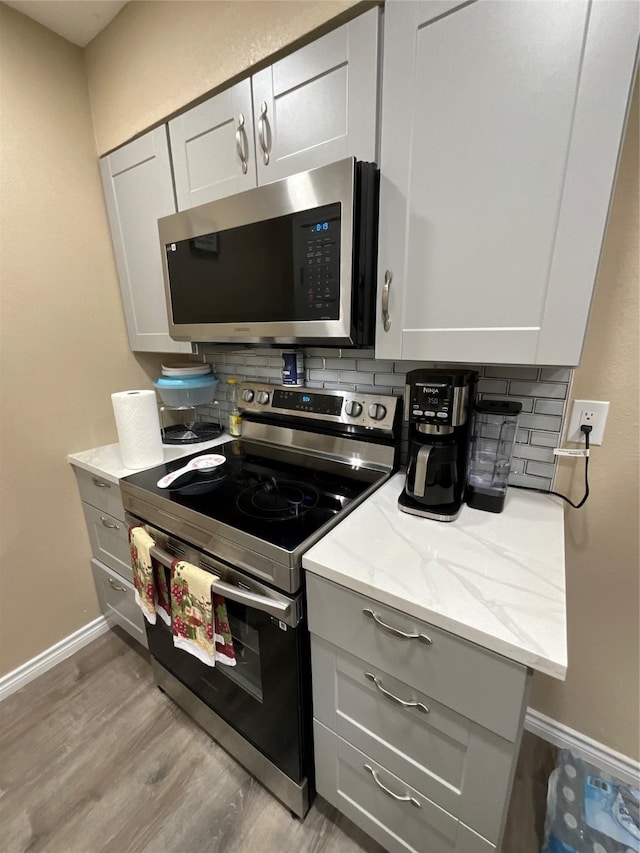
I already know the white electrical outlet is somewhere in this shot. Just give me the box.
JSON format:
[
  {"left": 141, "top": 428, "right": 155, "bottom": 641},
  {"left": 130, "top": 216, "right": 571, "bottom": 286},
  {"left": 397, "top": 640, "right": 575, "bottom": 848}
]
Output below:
[{"left": 567, "top": 399, "right": 610, "bottom": 445}]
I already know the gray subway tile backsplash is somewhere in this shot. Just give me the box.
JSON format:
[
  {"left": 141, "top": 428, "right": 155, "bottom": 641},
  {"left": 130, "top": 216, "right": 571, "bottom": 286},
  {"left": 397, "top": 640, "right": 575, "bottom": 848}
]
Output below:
[
  {"left": 198, "top": 345, "right": 573, "bottom": 492},
  {"left": 309, "top": 369, "right": 339, "bottom": 382},
  {"left": 539, "top": 367, "right": 572, "bottom": 382},
  {"left": 525, "top": 460, "right": 557, "bottom": 479},
  {"left": 477, "top": 378, "right": 509, "bottom": 395},
  {"left": 356, "top": 359, "right": 396, "bottom": 372},
  {"left": 534, "top": 399, "right": 566, "bottom": 416},
  {"left": 338, "top": 370, "right": 374, "bottom": 385},
  {"left": 518, "top": 413, "right": 563, "bottom": 431},
  {"left": 374, "top": 373, "right": 400, "bottom": 386},
  {"left": 530, "top": 430, "right": 561, "bottom": 448},
  {"left": 513, "top": 444, "right": 556, "bottom": 464},
  {"left": 509, "top": 472, "right": 552, "bottom": 491},
  {"left": 510, "top": 381, "right": 568, "bottom": 399},
  {"left": 484, "top": 366, "right": 539, "bottom": 381},
  {"left": 325, "top": 358, "right": 357, "bottom": 370}
]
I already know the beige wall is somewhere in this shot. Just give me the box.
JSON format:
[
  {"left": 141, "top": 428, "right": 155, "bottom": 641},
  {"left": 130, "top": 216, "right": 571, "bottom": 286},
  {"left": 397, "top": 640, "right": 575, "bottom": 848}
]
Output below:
[
  {"left": 530, "top": 81, "right": 639, "bottom": 759},
  {"left": 0, "top": 5, "right": 163, "bottom": 675},
  {"left": 85, "top": 0, "right": 368, "bottom": 156}
]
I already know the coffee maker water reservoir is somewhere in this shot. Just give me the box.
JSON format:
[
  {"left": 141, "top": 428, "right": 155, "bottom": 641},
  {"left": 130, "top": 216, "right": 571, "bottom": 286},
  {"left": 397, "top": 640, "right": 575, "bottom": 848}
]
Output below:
[{"left": 466, "top": 400, "right": 522, "bottom": 513}]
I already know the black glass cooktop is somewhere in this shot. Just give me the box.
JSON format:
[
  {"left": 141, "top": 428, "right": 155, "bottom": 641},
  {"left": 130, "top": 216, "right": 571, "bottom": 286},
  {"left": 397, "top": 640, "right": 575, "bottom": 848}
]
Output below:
[{"left": 121, "top": 439, "right": 380, "bottom": 553}]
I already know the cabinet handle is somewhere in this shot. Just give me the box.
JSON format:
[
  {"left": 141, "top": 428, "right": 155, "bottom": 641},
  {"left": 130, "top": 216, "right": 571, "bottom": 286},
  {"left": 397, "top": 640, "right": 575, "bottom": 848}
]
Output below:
[
  {"left": 382, "top": 269, "right": 392, "bottom": 331},
  {"left": 108, "top": 578, "right": 127, "bottom": 592},
  {"left": 235, "top": 113, "right": 248, "bottom": 175},
  {"left": 258, "top": 101, "right": 270, "bottom": 166},
  {"left": 100, "top": 517, "right": 119, "bottom": 530},
  {"left": 363, "top": 608, "right": 432, "bottom": 645},
  {"left": 91, "top": 477, "right": 111, "bottom": 488},
  {"left": 365, "top": 672, "right": 430, "bottom": 714},
  {"left": 364, "top": 764, "right": 421, "bottom": 809}
]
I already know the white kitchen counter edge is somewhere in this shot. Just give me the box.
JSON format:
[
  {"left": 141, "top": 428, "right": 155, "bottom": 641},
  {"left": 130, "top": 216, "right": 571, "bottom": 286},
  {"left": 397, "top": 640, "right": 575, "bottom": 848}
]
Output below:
[
  {"left": 67, "top": 434, "right": 233, "bottom": 484},
  {"left": 303, "top": 473, "right": 567, "bottom": 680}
]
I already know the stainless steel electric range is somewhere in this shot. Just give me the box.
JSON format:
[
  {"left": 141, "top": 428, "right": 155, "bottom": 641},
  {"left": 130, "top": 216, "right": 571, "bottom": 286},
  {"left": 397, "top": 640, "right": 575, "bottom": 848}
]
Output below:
[{"left": 120, "top": 382, "right": 401, "bottom": 818}]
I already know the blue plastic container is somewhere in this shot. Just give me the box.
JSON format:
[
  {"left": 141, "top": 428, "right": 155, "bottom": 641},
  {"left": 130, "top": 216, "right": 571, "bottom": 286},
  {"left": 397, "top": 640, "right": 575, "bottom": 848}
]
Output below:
[{"left": 153, "top": 365, "right": 218, "bottom": 407}]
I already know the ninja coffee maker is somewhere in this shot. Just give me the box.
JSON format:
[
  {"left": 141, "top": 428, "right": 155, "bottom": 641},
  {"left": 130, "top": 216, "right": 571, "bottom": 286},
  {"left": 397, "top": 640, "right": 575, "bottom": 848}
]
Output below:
[{"left": 399, "top": 369, "right": 477, "bottom": 522}]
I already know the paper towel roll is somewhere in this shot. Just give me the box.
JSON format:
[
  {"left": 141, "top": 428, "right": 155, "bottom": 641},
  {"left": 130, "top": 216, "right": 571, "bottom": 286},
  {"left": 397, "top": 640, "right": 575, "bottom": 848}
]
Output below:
[{"left": 111, "top": 390, "right": 164, "bottom": 470}]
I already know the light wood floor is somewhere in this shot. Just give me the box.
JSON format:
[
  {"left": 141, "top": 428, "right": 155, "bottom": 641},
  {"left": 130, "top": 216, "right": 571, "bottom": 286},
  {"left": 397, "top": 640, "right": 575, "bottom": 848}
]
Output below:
[{"left": 0, "top": 629, "right": 555, "bottom": 853}]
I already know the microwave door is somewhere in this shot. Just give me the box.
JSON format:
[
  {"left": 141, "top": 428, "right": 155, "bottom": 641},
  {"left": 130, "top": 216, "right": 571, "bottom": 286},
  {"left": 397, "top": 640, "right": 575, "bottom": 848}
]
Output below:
[{"left": 159, "top": 156, "right": 371, "bottom": 345}]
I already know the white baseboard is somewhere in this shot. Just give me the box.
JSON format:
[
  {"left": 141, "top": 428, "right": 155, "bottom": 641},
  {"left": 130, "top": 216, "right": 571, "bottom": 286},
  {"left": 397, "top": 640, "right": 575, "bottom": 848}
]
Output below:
[
  {"left": 0, "top": 615, "right": 110, "bottom": 702},
  {"left": 526, "top": 707, "right": 640, "bottom": 788}
]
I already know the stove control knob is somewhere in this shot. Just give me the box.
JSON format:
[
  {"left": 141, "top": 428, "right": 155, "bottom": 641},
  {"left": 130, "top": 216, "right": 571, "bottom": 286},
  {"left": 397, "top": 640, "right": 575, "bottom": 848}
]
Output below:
[
  {"left": 242, "top": 389, "right": 255, "bottom": 403},
  {"left": 345, "top": 400, "right": 363, "bottom": 418},
  {"left": 256, "top": 391, "right": 270, "bottom": 405},
  {"left": 368, "top": 403, "right": 387, "bottom": 421}
]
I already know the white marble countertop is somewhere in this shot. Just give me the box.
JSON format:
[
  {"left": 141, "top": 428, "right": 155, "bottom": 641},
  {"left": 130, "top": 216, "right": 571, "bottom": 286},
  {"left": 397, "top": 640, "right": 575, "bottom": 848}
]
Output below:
[
  {"left": 67, "top": 434, "right": 233, "bottom": 485},
  {"left": 303, "top": 473, "right": 567, "bottom": 680}
]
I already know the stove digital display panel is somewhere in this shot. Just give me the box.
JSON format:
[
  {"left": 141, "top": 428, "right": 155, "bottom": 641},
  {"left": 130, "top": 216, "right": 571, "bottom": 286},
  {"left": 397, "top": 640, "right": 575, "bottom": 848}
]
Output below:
[{"left": 272, "top": 389, "right": 343, "bottom": 416}]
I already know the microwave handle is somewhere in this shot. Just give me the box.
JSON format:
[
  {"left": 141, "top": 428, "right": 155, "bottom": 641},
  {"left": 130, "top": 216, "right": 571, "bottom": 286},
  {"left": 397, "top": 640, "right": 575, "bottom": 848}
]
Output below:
[
  {"left": 149, "top": 544, "right": 299, "bottom": 627},
  {"left": 382, "top": 269, "right": 392, "bottom": 331}
]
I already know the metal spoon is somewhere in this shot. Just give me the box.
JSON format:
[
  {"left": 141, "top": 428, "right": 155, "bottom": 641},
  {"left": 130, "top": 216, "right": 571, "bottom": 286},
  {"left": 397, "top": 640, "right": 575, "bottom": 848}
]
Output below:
[{"left": 157, "top": 454, "right": 226, "bottom": 488}]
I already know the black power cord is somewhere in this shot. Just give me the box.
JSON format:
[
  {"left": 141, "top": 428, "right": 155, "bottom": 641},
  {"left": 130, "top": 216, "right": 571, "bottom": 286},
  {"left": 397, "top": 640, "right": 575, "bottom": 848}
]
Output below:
[{"left": 512, "top": 423, "right": 591, "bottom": 509}]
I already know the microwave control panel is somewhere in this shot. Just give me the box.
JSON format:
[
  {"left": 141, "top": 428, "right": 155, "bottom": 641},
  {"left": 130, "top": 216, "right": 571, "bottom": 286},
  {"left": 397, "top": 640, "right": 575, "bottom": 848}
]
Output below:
[{"left": 293, "top": 203, "right": 341, "bottom": 320}]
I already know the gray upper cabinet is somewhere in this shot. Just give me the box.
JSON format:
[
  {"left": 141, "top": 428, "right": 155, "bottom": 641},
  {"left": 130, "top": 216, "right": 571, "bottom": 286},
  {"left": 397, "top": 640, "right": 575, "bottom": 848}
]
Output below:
[
  {"left": 170, "top": 9, "right": 379, "bottom": 210},
  {"left": 251, "top": 7, "right": 379, "bottom": 184},
  {"left": 169, "top": 79, "right": 257, "bottom": 208},
  {"left": 100, "top": 10, "right": 379, "bottom": 352},
  {"left": 375, "top": 0, "right": 639, "bottom": 366},
  {"left": 100, "top": 127, "right": 191, "bottom": 354}
]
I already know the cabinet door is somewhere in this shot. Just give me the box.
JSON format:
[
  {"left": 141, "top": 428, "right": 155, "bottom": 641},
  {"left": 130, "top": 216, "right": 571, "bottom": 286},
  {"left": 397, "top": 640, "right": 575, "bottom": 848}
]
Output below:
[
  {"left": 251, "top": 8, "right": 379, "bottom": 184},
  {"left": 100, "top": 128, "right": 190, "bottom": 354},
  {"left": 375, "top": 0, "right": 638, "bottom": 365},
  {"left": 169, "top": 79, "right": 257, "bottom": 208}
]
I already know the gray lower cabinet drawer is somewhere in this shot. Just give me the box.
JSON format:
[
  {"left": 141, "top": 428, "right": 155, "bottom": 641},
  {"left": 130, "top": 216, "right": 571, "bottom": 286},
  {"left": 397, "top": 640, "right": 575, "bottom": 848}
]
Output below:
[
  {"left": 91, "top": 558, "right": 147, "bottom": 649},
  {"left": 306, "top": 572, "right": 527, "bottom": 741},
  {"left": 312, "top": 635, "right": 525, "bottom": 844},
  {"left": 314, "top": 720, "right": 496, "bottom": 853},
  {"left": 74, "top": 466, "right": 125, "bottom": 520},
  {"left": 83, "top": 503, "right": 132, "bottom": 581}
]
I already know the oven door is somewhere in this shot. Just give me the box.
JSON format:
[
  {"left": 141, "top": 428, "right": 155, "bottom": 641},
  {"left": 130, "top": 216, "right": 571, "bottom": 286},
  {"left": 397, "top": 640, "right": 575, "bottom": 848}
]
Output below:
[{"left": 146, "top": 546, "right": 308, "bottom": 785}]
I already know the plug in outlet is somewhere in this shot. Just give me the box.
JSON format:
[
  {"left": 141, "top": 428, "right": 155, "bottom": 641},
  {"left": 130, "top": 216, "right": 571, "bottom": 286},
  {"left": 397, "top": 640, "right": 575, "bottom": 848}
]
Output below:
[{"left": 567, "top": 400, "right": 610, "bottom": 445}]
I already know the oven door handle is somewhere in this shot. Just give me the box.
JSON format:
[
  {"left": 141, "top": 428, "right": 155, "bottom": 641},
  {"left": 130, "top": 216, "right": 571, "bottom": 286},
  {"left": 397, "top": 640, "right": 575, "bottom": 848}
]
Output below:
[
  {"left": 210, "top": 579, "right": 292, "bottom": 623},
  {"left": 149, "top": 544, "right": 300, "bottom": 627}
]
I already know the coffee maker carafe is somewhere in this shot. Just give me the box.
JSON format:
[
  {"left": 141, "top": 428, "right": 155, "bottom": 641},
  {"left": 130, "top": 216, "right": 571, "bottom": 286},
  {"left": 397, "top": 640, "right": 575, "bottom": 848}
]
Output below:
[{"left": 399, "top": 369, "right": 477, "bottom": 522}]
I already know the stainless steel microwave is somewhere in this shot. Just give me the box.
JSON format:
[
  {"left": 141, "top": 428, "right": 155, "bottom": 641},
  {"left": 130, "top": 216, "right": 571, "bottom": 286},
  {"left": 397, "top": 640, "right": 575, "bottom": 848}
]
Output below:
[{"left": 158, "top": 157, "right": 379, "bottom": 346}]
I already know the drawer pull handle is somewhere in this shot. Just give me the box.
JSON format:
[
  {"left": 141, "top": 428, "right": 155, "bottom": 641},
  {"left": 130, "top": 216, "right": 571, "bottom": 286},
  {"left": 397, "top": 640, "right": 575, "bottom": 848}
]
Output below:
[
  {"left": 365, "top": 672, "right": 430, "bottom": 714},
  {"left": 100, "top": 517, "right": 119, "bottom": 530},
  {"left": 364, "top": 764, "right": 421, "bottom": 809},
  {"left": 363, "top": 609, "right": 432, "bottom": 645},
  {"left": 107, "top": 578, "right": 126, "bottom": 592},
  {"left": 91, "top": 477, "right": 111, "bottom": 488}
]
